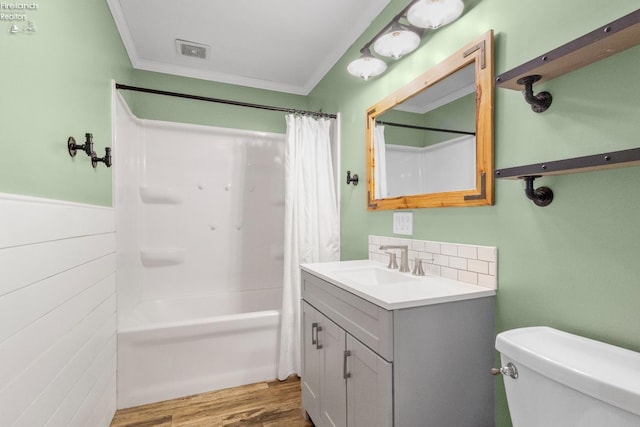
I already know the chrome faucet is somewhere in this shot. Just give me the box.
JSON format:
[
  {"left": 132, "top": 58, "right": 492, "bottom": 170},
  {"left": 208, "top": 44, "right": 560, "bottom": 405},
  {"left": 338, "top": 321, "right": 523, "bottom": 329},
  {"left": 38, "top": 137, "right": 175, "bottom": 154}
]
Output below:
[{"left": 379, "top": 245, "right": 409, "bottom": 272}]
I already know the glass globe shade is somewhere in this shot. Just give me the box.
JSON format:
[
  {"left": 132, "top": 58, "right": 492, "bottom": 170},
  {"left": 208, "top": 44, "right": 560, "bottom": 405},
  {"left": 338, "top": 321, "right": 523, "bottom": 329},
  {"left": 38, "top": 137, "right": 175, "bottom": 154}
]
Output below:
[
  {"left": 347, "top": 54, "right": 387, "bottom": 80},
  {"left": 373, "top": 28, "right": 421, "bottom": 59},
  {"left": 407, "top": 0, "right": 464, "bottom": 29}
]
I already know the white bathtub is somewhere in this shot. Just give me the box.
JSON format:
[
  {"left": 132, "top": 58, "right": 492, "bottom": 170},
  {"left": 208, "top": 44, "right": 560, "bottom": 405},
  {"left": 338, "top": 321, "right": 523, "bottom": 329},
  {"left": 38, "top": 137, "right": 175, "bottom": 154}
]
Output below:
[{"left": 116, "top": 288, "right": 282, "bottom": 409}]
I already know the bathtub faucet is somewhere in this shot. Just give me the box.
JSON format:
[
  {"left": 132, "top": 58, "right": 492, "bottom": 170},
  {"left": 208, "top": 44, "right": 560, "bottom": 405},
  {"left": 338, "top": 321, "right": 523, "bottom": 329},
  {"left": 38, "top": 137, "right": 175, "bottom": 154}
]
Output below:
[{"left": 379, "top": 245, "right": 409, "bottom": 273}]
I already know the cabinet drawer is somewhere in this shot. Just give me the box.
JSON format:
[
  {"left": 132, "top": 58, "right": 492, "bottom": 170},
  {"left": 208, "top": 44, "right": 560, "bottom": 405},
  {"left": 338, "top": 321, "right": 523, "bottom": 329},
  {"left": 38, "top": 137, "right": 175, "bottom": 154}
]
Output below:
[{"left": 302, "top": 271, "right": 393, "bottom": 361}]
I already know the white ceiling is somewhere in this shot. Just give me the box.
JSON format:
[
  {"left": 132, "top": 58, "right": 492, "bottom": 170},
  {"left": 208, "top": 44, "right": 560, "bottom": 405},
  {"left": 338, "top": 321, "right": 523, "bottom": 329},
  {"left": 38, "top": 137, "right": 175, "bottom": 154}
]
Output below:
[{"left": 107, "top": 0, "right": 391, "bottom": 95}]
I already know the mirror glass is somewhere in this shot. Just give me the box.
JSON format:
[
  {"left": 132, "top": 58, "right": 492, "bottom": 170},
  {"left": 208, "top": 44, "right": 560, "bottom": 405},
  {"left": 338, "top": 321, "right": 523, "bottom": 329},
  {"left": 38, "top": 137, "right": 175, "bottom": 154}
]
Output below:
[{"left": 366, "top": 31, "right": 494, "bottom": 210}]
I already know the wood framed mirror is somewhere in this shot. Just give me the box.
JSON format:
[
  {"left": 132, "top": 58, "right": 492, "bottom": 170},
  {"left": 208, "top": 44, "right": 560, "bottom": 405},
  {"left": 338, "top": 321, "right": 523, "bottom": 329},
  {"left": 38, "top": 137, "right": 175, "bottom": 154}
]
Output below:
[{"left": 366, "top": 31, "right": 494, "bottom": 210}]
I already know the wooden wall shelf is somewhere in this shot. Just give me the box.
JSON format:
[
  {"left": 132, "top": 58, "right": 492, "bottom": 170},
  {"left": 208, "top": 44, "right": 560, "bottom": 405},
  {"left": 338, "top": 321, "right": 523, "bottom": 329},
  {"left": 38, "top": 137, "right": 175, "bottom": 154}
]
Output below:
[
  {"left": 495, "top": 148, "right": 640, "bottom": 180},
  {"left": 496, "top": 8, "right": 640, "bottom": 91},
  {"left": 494, "top": 9, "right": 640, "bottom": 205},
  {"left": 495, "top": 148, "right": 640, "bottom": 207}
]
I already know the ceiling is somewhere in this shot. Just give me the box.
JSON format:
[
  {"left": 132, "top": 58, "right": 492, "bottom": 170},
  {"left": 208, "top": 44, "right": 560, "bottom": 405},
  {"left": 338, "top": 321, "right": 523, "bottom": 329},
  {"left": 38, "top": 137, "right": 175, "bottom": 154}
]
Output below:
[{"left": 107, "top": 0, "right": 391, "bottom": 95}]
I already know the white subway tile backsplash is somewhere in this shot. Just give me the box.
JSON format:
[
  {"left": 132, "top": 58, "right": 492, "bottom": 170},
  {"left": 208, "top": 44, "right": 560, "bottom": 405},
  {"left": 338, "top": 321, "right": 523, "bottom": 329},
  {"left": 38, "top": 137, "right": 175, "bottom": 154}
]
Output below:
[
  {"left": 478, "top": 273, "right": 497, "bottom": 289},
  {"left": 441, "top": 266, "right": 459, "bottom": 280},
  {"left": 369, "top": 235, "right": 497, "bottom": 290},
  {"left": 441, "top": 244, "right": 458, "bottom": 256},
  {"left": 425, "top": 242, "right": 441, "bottom": 254},
  {"left": 489, "top": 262, "right": 497, "bottom": 277},
  {"left": 398, "top": 238, "right": 411, "bottom": 246},
  {"left": 458, "top": 245, "right": 478, "bottom": 260},
  {"left": 468, "top": 259, "right": 489, "bottom": 275},
  {"left": 433, "top": 254, "right": 449, "bottom": 267},
  {"left": 459, "top": 270, "right": 479, "bottom": 285},
  {"left": 411, "top": 240, "right": 426, "bottom": 251},
  {"left": 478, "top": 246, "right": 497, "bottom": 262},
  {"left": 449, "top": 256, "right": 468, "bottom": 270},
  {"left": 425, "top": 263, "right": 441, "bottom": 276}
]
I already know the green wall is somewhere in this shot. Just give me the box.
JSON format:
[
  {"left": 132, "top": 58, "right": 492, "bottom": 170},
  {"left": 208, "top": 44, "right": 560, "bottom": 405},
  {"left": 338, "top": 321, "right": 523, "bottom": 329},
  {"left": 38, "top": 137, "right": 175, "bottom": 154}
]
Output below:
[
  {"left": 308, "top": 1, "right": 640, "bottom": 425},
  {"left": 0, "top": 0, "right": 132, "bottom": 206}
]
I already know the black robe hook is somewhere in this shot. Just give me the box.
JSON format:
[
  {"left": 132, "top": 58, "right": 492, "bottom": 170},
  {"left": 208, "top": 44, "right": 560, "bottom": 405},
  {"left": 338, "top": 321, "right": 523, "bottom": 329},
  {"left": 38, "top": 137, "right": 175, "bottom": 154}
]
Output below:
[
  {"left": 68, "top": 133, "right": 94, "bottom": 157},
  {"left": 92, "top": 147, "right": 112, "bottom": 168},
  {"left": 346, "top": 171, "right": 359, "bottom": 186}
]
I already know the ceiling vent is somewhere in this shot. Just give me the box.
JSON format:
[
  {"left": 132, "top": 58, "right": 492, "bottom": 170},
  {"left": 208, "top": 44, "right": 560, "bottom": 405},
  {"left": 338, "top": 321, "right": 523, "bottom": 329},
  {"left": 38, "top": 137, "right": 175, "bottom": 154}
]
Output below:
[{"left": 176, "top": 39, "right": 209, "bottom": 60}]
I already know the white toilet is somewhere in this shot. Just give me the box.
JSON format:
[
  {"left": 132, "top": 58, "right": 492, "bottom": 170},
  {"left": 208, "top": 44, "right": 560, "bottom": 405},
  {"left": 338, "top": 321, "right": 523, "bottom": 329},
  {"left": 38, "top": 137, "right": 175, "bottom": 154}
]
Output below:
[{"left": 495, "top": 326, "right": 640, "bottom": 426}]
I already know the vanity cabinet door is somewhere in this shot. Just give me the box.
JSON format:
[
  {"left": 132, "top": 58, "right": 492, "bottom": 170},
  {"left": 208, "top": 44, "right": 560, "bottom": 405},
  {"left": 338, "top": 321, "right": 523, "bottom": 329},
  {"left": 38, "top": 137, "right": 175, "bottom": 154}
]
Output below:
[
  {"left": 302, "top": 302, "right": 321, "bottom": 423},
  {"left": 319, "top": 313, "right": 347, "bottom": 427},
  {"left": 302, "top": 302, "right": 347, "bottom": 427},
  {"left": 346, "top": 335, "right": 392, "bottom": 427}
]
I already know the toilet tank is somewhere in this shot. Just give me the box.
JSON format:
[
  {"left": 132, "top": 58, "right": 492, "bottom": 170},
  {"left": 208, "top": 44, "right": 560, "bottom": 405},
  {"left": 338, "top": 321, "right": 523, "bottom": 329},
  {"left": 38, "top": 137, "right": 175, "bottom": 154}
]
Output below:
[{"left": 496, "top": 326, "right": 640, "bottom": 427}]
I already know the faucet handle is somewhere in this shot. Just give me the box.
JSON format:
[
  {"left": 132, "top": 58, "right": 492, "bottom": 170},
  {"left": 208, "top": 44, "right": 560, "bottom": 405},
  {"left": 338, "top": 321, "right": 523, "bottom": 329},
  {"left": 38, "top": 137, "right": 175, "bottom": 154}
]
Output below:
[
  {"left": 386, "top": 252, "right": 398, "bottom": 269},
  {"left": 412, "top": 257, "right": 425, "bottom": 276}
]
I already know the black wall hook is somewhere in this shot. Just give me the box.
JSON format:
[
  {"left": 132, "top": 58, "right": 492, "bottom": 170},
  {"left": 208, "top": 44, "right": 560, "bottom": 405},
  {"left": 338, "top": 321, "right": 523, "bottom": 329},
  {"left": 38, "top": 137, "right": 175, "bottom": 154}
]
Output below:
[
  {"left": 346, "top": 170, "right": 359, "bottom": 186},
  {"left": 68, "top": 133, "right": 112, "bottom": 168},
  {"left": 522, "top": 176, "right": 553, "bottom": 206},
  {"left": 517, "top": 75, "right": 552, "bottom": 113},
  {"left": 68, "top": 133, "right": 94, "bottom": 157},
  {"left": 92, "top": 147, "right": 112, "bottom": 168}
]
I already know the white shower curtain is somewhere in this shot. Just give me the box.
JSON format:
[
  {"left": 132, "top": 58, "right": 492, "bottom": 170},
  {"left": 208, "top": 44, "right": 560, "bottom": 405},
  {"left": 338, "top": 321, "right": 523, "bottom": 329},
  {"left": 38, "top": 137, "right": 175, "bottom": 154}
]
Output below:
[
  {"left": 278, "top": 114, "right": 340, "bottom": 380},
  {"left": 374, "top": 125, "right": 388, "bottom": 199}
]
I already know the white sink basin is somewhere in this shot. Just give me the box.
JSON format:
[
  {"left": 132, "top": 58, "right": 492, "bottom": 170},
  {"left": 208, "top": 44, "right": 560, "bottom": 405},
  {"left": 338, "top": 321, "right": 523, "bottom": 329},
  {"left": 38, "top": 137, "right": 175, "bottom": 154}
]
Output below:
[
  {"left": 301, "top": 260, "right": 496, "bottom": 310},
  {"left": 331, "top": 265, "right": 420, "bottom": 286}
]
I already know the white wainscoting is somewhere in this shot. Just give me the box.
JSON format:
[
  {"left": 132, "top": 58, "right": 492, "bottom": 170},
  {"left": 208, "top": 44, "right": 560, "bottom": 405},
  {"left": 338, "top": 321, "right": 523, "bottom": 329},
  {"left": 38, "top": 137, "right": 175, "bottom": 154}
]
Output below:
[{"left": 0, "top": 193, "right": 117, "bottom": 427}]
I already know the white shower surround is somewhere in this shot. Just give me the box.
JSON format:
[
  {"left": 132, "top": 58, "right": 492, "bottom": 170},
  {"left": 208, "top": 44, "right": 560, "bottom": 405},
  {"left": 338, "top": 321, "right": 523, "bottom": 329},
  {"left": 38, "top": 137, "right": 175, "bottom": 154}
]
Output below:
[{"left": 113, "top": 91, "right": 285, "bottom": 408}]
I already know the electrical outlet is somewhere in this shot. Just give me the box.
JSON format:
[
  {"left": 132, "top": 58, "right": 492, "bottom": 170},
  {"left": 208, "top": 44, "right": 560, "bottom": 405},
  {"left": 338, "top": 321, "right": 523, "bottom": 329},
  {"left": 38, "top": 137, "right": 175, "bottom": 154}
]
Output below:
[{"left": 393, "top": 212, "right": 413, "bottom": 235}]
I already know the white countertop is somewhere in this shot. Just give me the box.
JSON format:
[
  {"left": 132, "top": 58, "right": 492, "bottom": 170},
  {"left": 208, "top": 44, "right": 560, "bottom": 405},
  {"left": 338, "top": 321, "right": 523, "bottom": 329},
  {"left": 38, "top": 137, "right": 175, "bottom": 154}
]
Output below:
[{"left": 301, "top": 259, "right": 495, "bottom": 310}]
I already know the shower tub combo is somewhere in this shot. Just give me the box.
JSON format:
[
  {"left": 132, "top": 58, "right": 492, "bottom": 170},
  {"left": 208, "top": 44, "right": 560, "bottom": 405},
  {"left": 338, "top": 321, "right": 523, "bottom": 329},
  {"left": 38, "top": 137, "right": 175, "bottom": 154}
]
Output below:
[
  {"left": 117, "top": 289, "right": 281, "bottom": 408},
  {"left": 114, "top": 92, "right": 286, "bottom": 408}
]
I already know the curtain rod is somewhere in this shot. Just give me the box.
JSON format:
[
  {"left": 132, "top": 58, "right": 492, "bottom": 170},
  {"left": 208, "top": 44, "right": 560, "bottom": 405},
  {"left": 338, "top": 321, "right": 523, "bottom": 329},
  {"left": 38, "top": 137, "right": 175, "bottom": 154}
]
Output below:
[
  {"left": 115, "top": 83, "right": 337, "bottom": 119},
  {"left": 376, "top": 120, "right": 475, "bottom": 136}
]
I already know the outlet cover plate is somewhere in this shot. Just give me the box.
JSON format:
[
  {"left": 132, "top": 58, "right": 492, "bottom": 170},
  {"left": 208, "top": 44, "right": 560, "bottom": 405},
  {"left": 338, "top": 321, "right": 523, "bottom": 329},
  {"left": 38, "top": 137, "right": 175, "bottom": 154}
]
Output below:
[{"left": 393, "top": 212, "right": 413, "bottom": 235}]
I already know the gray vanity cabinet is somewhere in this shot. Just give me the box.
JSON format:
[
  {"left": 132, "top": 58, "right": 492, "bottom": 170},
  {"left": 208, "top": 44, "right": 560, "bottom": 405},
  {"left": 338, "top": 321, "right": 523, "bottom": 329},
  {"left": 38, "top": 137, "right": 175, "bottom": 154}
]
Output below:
[{"left": 301, "top": 269, "right": 495, "bottom": 427}]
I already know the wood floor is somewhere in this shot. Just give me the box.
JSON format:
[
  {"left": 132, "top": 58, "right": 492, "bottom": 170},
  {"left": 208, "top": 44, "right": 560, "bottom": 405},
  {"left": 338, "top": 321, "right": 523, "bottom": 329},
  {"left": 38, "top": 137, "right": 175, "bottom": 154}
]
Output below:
[{"left": 110, "top": 376, "right": 314, "bottom": 427}]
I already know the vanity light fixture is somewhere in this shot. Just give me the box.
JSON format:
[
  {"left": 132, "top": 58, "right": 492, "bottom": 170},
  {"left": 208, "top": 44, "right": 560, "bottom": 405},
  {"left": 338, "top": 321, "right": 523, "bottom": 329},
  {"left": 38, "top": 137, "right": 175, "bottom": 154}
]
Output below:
[{"left": 347, "top": 0, "right": 464, "bottom": 80}]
